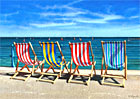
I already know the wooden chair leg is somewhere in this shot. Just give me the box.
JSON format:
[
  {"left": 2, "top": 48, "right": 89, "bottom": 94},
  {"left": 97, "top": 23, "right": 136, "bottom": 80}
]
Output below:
[
  {"left": 101, "top": 57, "right": 104, "bottom": 76},
  {"left": 37, "top": 74, "right": 44, "bottom": 80},
  {"left": 68, "top": 66, "right": 78, "bottom": 83},
  {"left": 102, "top": 65, "right": 107, "bottom": 84},
  {"left": 93, "top": 66, "right": 96, "bottom": 76},
  {"left": 61, "top": 68, "right": 65, "bottom": 74},
  {"left": 51, "top": 66, "right": 55, "bottom": 73},
  {"left": 53, "top": 74, "right": 60, "bottom": 84},
  {"left": 11, "top": 64, "right": 31, "bottom": 80},
  {"left": 10, "top": 62, "right": 26, "bottom": 79},
  {"left": 125, "top": 56, "right": 127, "bottom": 80},
  {"left": 41, "top": 64, "right": 44, "bottom": 72},
  {"left": 70, "top": 59, "right": 73, "bottom": 74},
  {"left": 61, "top": 61, "right": 70, "bottom": 74},
  {"left": 87, "top": 65, "right": 93, "bottom": 86},
  {"left": 32, "top": 65, "right": 35, "bottom": 75},
  {"left": 77, "top": 68, "right": 80, "bottom": 74},
  {"left": 24, "top": 74, "right": 32, "bottom": 81},
  {"left": 86, "top": 76, "right": 91, "bottom": 86},
  {"left": 122, "top": 78, "right": 125, "bottom": 87},
  {"left": 68, "top": 65, "right": 92, "bottom": 85},
  {"left": 10, "top": 72, "right": 19, "bottom": 79},
  {"left": 68, "top": 65, "right": 78, "bottom": 83},
  {"left": 90, "top": 64, "right": 94, "bottom": 77},
  {"left": 68, "top": 75, "right": 73, "bottom": 83},
  {"left": 37, "top": 65, "right": 63, "bottom": 84},
  {"left": 37, "top": 66, "right": 52, "bottom": 81},
  {"left": 20, "top": 65, "right": 26, "bottom": 71},
  {"left": 104, "top": 65, "right": 108, "bottom": 75},
  {"left": 101, "top": 76, "right": 105, "bottom": 84},
  {"left": 26, "top": 65, "right": 31, "bottom": 72},
  {"left": 45, "top": 66, "right": 52, "bottom": 73},
  {"left": 65, "top": 62, "right": 70, "bottom": 73}
]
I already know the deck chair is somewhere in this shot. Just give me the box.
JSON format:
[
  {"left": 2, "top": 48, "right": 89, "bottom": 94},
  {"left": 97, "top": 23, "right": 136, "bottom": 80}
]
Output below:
[
  {"left": 68, "top": 41, "right": 96, "bottom": 85},
  {"left": 37, "top": 41, "right": 70, "bottom": 84},
  {"left": 10, "top": 42, "right": 44, "bottom": 81},
  {"left": 101, "top": 41, "right": 127, "bottom": 87}
]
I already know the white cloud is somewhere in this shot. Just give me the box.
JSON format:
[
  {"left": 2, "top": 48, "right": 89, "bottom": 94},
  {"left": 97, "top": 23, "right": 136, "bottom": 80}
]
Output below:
[
  {"left": 1, "top": 24, "right": 140, "bottom": 37},
  {"left": 104, "top": 15, "right": 124, "bottom": 20},
  {"left": 126, "top": 8, "right": 137, "bottom": 12},
  {"left": 0, "top": 20, "right": 13, "bottom": 23},
  {"left": 67, "top": 0, "right": 83, "bottom": 6},
  {"left": 30, "top": 22, "right": 76, "bottom": 28},
  {"left": 18, "top": 26, "right": 31, "bottom": 29},
  {"left": 129, "top": 15, "right": 139, "bottom": 19},
  {"left": 37, "top": 4, "right": 124, "bottom": 24},
  {"left": 40, "top": 11, "right": 86, "bottom": 17},
  {"left": 91, "top": 13, "right": 124, "bottom": 20},
  {"left": 1, "top": 11, "right": 19, "bottom": 16},
  {"left": 72, "top": 13, "right": 124, "bottom": 24},
  {"left": 74, "top": 18, "right": 107, "bottom": 23},
  {"left": 36, "top": 0, "right": 83, "bottom": 10},
  {"left": 36, "top": 5, "right": 64, "bottom": 10}
]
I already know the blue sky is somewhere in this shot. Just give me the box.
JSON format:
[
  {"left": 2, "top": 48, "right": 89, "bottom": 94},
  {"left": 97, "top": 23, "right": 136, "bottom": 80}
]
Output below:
[{"left": 0, "top": 0, "right": 140, "bottom": 37}]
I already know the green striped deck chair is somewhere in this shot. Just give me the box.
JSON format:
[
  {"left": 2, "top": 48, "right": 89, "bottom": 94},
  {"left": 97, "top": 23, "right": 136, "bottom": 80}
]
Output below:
[
  {"left": 101, "top": 41, "right": 127, "bottom": 87},
  {"left": 37, "top": 41, "right": 70, "bottom": 84}
]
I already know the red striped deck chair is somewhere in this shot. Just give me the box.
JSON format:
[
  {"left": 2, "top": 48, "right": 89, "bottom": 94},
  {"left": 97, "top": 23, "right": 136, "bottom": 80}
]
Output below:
[
  {"left": 68, "top": 41, "right": 96, "bottom": 85},
  {"left": 37, "top": 41, "right": 70, "bottom": 84},
  {"left": 10, "top": 42, "right": 44, "bottom": 81},
  {"left": 101, "top": 41, "right": 127, "bottom": 87}
]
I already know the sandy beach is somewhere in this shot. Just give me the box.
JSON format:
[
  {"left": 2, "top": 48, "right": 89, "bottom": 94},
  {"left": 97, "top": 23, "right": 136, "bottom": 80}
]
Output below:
[{"left": 0, "top": 67, "right": 140, "bottom": 99}]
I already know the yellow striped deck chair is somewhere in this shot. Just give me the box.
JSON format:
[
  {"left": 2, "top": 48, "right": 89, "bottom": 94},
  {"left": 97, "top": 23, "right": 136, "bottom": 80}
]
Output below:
[
  {"left": 101, "top": 41, "right": 127, "bottom": 87},
  {"left": 37, "top": 41, "right": 70, "bottom": 84}
]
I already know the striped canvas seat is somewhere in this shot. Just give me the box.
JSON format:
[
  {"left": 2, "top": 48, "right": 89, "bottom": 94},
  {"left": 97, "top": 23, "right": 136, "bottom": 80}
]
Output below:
[
  {"left": 68, "top": 41, "right": 96, "bottom": 86},
  {"left": 11, "top": 42, "right": 44, "bottom": 81},
  {"left": 42, "top": 42, "right": 64, "bottom": 67},
  {"left": 70, "top": 42, "right": 92, "bottom": 66},
  {"left": 15, "top": 43, "right": 40, "bottom": 66},
  {"left": 37, "top": 41, "right": 69, "bottom": 84},
  {"left": 103, "top": 42, "right": 124, "bottom": 70},
  {"left": 101, "top": 41, "right": 127, "bottom": 87}
]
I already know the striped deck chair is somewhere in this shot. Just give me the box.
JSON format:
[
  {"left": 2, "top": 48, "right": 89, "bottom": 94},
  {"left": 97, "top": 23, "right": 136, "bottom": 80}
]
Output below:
[
  {"left": 68, "top": 41, "right": 96, "bottom": 85},
  {"left": 101, "top": 41, "right": 127, "bottom": 87},
  {"left": 37, "top": 41, "right": 70, "bottom": 84},
  {"left": 10, "top": 42, "right": 44, "bottom": 81}
]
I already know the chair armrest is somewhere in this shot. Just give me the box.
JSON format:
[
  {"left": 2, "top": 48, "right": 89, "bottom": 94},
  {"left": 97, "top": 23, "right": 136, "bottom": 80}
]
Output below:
[
  {"left": 39, "top": 60, "right": 45, "bottom": 66},
  {"left": 34, "top": 55, "right": 37, "bottom": 62},
  {"left": 93, "top": 61, "right": 96, "bottom": 66},
  {"left": 62, "top": 56, "right": 64, "bottom": 60}
]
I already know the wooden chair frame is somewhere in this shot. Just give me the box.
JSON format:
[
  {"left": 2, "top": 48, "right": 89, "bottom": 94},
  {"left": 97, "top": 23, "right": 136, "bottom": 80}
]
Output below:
[
  {"left": 68, "top": 41, "right": 96, "bottom": 86},
  {"left": 10, "top": 42, "right": 44, "bottom": 81},
  {"left": 37, "top": 41, "right": 70, "bottom": 84},
  {"left": 101, "top": 40, "right": 127, "bottom": 87}
]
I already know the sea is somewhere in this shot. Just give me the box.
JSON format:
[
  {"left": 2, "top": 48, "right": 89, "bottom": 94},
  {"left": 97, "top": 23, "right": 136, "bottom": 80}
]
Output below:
[{"left": 0, "top": 37, "right": 140, "bottom": 70}]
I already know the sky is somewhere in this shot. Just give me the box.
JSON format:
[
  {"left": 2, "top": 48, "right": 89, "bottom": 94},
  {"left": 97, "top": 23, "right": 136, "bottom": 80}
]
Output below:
[{"left": 0, "top": 0, "right": 140, "bottom": 37}]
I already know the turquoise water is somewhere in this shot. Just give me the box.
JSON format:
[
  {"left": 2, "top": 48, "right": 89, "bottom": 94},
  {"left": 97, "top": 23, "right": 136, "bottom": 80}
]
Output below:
[{"left": 0, "top": 37, "right": 140, "bottom": 70}]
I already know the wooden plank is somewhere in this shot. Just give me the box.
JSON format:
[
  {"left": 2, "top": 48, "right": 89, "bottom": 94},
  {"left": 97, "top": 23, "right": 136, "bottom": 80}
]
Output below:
[
  {"left": 40, "top": 72, "right": 58, "bottom": 76},
  {"left": 37, "top": 79, "right": 55, "bottom": 83},
  {"left": 101, "top": 75, "right": 124, "bottom": 79},
  {"left": 102, "top": 82, "right": 123, "bottom": 87},
  {"left": 70, "top": 80, "right": 87, "bottom": 84},
  {"left": 72, "top": 74, "right": 90, "bottom": 76}
]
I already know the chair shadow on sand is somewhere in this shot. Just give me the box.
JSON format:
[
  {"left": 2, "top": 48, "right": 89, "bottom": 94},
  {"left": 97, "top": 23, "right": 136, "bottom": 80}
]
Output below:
[{"left": 0, "top": 71, "right": 122, "bottom": 87}]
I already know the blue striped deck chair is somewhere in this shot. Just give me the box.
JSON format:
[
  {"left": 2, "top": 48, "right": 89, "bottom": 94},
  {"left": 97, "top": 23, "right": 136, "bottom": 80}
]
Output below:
[
  {"left": 101, "top": 41, "right": 127, "bottom": 87},
  {"left": 37, "top": 41, "right": 70, "bottom": 84}
]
